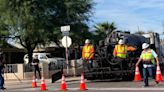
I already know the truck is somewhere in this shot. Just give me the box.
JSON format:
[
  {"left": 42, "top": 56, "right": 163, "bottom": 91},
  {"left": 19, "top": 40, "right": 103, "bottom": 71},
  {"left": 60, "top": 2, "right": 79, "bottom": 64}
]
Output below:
[{"left": 84, "top": 31, "right": 163, "bottom": 81}]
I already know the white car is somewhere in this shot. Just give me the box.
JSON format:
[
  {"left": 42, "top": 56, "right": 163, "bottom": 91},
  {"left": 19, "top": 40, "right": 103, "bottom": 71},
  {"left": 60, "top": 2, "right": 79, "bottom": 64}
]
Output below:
[{"left": 23, "top": 53, "right": 65, "bottom": 64}]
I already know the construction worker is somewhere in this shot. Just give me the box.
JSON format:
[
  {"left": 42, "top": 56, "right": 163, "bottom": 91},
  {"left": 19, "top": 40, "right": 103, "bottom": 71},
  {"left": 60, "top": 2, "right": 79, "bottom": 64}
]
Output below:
[
  {"left": 82, "top": 39, "right": 94, "bottom": 70},
  {"left": 113, "top": 39, "right": 136, "bottom": 69},
  {"left": 136, "top": 43, "right": 159, "bottom": 87}
]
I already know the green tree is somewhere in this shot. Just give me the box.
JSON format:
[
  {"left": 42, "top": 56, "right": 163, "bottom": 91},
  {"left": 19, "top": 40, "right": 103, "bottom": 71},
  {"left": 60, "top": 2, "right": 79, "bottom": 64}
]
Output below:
[
  {"left": 46, "top": 0, "right": 94, "bottom": 44},
  {"left": 2, "top": 0, "right": 51, "bottom": 63},
  {"left": 0, "top": 0, "right": 10, "bottom": 47},
  {"left": 93, "top": 22, "right": 117, "bottom": 44},
  {"left": 0, "top": 0, "right": 94, "bottom": 63},
  {"left": 70, "top": 23, "right": 93, "bottom": 46}
]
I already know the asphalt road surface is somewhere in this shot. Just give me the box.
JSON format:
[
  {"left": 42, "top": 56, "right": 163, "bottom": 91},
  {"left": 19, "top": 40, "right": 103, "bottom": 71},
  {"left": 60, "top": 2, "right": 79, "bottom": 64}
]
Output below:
[{"left": 3, "top": 78, "right": 164, "bottom": 92}]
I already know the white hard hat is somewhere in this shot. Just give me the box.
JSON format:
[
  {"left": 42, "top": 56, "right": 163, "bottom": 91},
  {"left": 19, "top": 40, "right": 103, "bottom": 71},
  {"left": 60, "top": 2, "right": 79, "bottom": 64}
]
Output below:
[
  {"left": 118, "top": 39, "right": 125, "bottom": 44},
  {"left": 85, "top": 39, "right": 90, "bottom": 44},
  {"left": 142, "top": 43, "right": 149, "bottom": 49}
]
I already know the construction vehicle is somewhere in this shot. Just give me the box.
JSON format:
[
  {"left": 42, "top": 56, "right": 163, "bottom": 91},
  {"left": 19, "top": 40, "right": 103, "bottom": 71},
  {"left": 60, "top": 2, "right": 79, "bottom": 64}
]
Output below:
[
  {"left": 141, "top": 32, "right": 163, "bottom": 64},
  {"left": 84, "top": 31, "right": 163, "bottom": 80}
]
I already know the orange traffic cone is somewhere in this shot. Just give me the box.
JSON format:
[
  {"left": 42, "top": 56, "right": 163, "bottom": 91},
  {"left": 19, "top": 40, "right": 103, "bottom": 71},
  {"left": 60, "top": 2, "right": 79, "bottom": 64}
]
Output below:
[
  {"left": 80, "top": 73, "right": 87, "bottom": 90},
  {"left": 60, "top": 74, "right": 67, "bottom": 91},
  {"left": 134, "top": 66, "right": 141, "bottom": 81},
  {"left": 40, "top": 76, "right": 47, "bottom": 91},
  {"left": 32, "top": 75, "right": 37, "bottom": 88},
  {"left": 156, "top": 65, "right": 163, "bottom": 82}
]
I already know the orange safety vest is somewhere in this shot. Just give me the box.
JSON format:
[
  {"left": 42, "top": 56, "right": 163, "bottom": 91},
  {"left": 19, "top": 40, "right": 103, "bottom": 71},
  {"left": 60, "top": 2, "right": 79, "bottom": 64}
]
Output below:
[
  {"left": 82, "top": 44, "right": 94, "bottom": 59},
  {"left": 115, "top": 44, "right": 128, "bottom": 58}
]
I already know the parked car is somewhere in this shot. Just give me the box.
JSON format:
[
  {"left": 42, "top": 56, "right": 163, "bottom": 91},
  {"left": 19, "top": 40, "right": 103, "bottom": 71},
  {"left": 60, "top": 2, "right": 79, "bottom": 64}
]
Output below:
[{"left": 23, "top": 53, "right": 66, "bottom": 64}]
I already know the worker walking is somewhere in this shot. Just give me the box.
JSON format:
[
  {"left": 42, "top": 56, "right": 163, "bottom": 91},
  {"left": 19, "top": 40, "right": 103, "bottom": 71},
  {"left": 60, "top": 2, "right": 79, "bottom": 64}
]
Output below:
[
  {"left": 113, "top": 39, "right": 136, "bottom": 69},
  {"left": 82, "top": 39, "right": 94, "bottom": 70},
  {"left": 136, "top": 43, "right": 159, "bottom": 87}
]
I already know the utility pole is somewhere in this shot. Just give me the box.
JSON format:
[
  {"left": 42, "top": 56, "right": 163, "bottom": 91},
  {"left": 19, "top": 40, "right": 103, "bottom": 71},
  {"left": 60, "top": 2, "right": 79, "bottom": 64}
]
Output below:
[
  {"left": 137, "top": 26, "right": 140, "bottom": 32},
  {"left": 160, "top": 21, "right": 164, "bottom": 41}
]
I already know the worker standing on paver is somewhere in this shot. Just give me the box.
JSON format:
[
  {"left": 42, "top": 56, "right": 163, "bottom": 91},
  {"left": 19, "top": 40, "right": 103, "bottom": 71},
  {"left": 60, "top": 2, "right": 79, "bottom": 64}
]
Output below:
[
  {"left": 113, "top": 39, "right": 136, "bottom": 69},
  {"left": 136, "top": 43, "right": 159, "bottom": 87}
]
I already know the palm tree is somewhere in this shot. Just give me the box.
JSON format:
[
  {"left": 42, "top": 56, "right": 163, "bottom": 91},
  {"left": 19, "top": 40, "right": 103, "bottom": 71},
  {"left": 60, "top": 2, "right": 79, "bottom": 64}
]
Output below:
[{"left": 93, "top": 22, "right": 117, "bottom": 44}]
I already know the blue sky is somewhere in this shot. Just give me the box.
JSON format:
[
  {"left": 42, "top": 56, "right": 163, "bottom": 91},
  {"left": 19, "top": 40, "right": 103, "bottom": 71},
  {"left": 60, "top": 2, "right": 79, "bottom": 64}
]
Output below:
[{"left": 91, "top": 0, "right": 164, "bottom": 34}]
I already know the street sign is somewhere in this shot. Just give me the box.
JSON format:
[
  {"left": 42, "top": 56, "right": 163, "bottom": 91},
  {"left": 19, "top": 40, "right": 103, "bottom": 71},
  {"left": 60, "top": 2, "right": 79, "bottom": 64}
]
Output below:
[
  {"left": 62, "top": 31, "right": 69, "bottom": 36},
  {"left": 61, "top": 36, "right": 72, "bottom": 48},
  {"left": 61, "top": 25, "right": 70, "bottom": 32}
]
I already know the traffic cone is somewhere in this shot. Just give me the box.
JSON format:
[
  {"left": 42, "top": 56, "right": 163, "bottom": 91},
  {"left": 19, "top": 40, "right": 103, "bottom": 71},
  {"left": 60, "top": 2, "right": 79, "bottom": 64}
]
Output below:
[
  {"left": 60, "top": 74, "right": 67, "bottom": 91},
  {"left": 79, "top": 73, "right": 87, "bottom": 90},
  {"left": 32, "top": 75, "right": 37, "bottom": 88},
  {"left": 156, "top": 65, "right": 163, "bottom": 82},
  {"left": 134, "top": 66, "right": 141, "bottom": 81},
  {"left": 40, "top": 76, "right": 47, "bottom": 91}
]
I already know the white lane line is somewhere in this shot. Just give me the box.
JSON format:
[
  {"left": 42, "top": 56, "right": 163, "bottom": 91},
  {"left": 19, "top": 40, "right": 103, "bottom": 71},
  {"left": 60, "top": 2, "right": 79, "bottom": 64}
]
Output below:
[
  {"left": 50, "top": 87, "right": 164, "bottom": 91},
  {"left": 88, "top": 88, "right": 164, "bottom": 90},
  {"left": 16, "top": 87, "right": 164, "bottom": 91}
]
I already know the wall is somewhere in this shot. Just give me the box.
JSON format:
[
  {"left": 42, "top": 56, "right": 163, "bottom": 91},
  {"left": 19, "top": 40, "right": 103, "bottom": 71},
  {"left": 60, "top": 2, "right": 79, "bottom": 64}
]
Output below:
[{"left": 4, "top": 60, "right": 83, "bottom": 80}]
